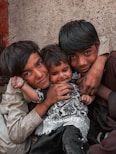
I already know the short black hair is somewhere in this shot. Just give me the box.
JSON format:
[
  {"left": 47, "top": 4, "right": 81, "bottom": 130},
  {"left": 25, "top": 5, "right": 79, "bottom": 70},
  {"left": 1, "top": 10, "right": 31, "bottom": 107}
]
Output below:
[
  {"left": 0, "top": 40, "right": 40, "bottom": 77},
  {"left": 40, "top": 44, "right": 70, "bottom": 69},
  {"left": 59, "top": 19, "right": 99, "bottom": 52}
]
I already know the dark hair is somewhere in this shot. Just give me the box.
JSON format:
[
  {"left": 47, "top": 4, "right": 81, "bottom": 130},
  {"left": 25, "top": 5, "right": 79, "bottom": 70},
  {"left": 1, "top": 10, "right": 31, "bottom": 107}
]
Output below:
[
  {"left": 40, "top": 44, "right": 69, "bottom": 69},
  {"left": 59, "top": 19, "right": 99, "bottom": 52},
  {"left": 0, "top": 40, "right": 40, "bottom": 77}
]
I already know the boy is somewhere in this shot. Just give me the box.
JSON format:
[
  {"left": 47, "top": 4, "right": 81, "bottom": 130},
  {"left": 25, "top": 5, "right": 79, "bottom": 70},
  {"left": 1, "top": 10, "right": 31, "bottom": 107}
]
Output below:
[
  {"left": 11, "top": 44, "right": 94, "bottom": 154},
  {"left": 59, "top": 19, "right": 111, "bottom": 96},
  {"left": 0, "top": 41, "right": 72, "bottom": 154},
  {"left": 59, "top": 19, "right": 116, "bottom": 154}
]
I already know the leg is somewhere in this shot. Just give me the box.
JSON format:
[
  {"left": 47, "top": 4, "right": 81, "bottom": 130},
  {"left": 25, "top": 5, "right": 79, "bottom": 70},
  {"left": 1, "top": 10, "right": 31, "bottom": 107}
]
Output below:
[
  {"left": 30, "top": 126, "right": 66, "bottom": 154},
  {"left": 62, "top": 125, "right": 86, "bottom": 154}
]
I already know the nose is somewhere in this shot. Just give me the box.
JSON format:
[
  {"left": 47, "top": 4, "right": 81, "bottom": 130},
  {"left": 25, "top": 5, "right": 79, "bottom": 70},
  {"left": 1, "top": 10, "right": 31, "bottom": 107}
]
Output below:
[
  {"left": 34, "top": 69, "right": 43, "bottom": 78},
  {"left": 78, "top": 56, "right": 87, "bottom": 67},
  {"left": 60, "top": 72, "right": 64, "bottom": 76},
  {"left": 59, "top": 72, "right": 65, "bottom": 78}
]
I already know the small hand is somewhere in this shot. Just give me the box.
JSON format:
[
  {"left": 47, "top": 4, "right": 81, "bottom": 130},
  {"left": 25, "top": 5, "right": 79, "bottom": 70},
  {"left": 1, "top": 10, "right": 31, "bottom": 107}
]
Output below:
[
  {"left": 11, "top": 76, "right": 25, "bottom": 89},
  {"left": 79, "top": 94, "right": 95, "bottom": 105}
]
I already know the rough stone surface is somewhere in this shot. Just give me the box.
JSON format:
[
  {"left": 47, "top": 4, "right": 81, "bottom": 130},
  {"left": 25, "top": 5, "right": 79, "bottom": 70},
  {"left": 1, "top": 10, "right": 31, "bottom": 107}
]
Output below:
[{"left": 8, "top": 0, "right": 116, "bottom": 49}]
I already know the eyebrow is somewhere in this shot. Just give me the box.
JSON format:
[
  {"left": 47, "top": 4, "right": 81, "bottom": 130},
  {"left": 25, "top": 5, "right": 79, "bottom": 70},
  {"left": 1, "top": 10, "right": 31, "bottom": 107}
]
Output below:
[{"left": 23, "top": 57, "right": 42, "bottom": 73}]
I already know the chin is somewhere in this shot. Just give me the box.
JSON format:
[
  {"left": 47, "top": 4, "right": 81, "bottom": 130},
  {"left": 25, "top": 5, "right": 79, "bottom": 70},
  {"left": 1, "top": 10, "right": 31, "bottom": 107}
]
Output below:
[
  {"left": 81, "top": 73, "right": 86, "bottom": 77},
  {"left": 41, "top": 82, "right": 49, "bottom": 89}
]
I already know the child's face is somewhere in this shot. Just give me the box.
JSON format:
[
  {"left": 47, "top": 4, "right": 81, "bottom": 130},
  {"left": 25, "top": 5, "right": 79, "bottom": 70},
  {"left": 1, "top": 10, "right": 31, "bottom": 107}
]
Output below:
[
  {"left": 49, "top": 61, "right": 72, "bottom": 84},
  {"left": 69, "top": 45, "right": 98, "bottom": 76},
  {"left": 21, "top": 53, "right": 49, "bottom": 89}
]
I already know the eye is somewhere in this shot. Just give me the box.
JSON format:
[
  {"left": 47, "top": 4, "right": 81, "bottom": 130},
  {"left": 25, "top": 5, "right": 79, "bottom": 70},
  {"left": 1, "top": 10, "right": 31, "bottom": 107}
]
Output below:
[
  {"left": 83, "top": 50, "right": 91, "bottom": 56},
  {"left": 36, "top": 59, "right": 43, "bottom": 67},
  {"left": 69, "top": 54, "right": 76, "bottom": 60},
  {"left": 51, "top": 72, "right": 58, "bottom": 76},
  {"left": 62, "top": 66, "right": 69, "bottom": 72},
  {"left": 22, "top": 71, "right": 31, "bottom": 78}
]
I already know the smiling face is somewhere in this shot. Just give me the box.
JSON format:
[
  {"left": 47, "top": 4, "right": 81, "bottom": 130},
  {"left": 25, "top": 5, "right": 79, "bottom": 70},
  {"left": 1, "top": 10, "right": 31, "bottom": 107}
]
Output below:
[
  {"left": 69, "top": 45, "right": 98, "bottom": 76},
  {"left": 49, "top": 61, "right": 72, "bottom": 84},
  {"left": 21, "top": 52, "right": 49, "bottom": 89}
]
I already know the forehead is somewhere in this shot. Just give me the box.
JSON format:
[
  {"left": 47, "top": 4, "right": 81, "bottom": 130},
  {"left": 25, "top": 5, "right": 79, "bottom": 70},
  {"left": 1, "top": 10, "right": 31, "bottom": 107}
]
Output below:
[
  {"left": 49, "top": 61, "right": 70, "bottom": 70},
  {"left": 23, "top": 52, "right": 41, "bottom": 71},
  {"left": 68, "top": 45, "right": 97, "bottom": 55}
]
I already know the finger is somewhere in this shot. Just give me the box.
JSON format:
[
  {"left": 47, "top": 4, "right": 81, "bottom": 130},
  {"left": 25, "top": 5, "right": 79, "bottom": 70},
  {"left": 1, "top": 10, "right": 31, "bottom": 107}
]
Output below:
[
  {"left": 79, "top": 86, "right": 89, "bottom": 95},
  {"left": 59, "top": 88, "right": 74, "bottom": 96},
  {"left": 56, "top": 83, "right": 74, "bottom": 92},
  {"left": 58, "top": 95, "right": 71, "bottom": 101},
  {"left": 88, "top": 87, "right": 97, "bottom": 96},
  {"left": 84, "top": 85, "right": 96, "bottom": 95},
  {"left": 77, "top": 77, "right": 83, "bottom": 84}
]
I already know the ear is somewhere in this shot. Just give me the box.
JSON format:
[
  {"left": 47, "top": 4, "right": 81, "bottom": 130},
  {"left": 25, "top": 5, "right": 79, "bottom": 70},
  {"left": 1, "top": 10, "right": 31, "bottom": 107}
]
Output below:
[{"left": 95, "top": 41, "right": 100, "bottom": 50}]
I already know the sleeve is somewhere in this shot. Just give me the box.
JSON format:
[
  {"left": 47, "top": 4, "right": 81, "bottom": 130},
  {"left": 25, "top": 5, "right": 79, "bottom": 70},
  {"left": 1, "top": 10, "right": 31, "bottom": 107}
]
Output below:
[
  {"left": 98, "top": 36, "right": 112, "bottom": 56},
  {"left": 1, "top": 80, "right": 42, "bottom": 144},
  {"left": 108, "top": 91, "right": 116, "bottom": 120},
  {"left": 104, "top": 51, "right": 116, "bottom": 120}
]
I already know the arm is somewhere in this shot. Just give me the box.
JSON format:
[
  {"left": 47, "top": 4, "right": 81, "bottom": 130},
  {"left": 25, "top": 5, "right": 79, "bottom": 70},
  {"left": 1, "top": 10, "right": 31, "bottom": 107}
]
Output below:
[
  {"left": 3, "top": 80, "right": 73, "bottom": 143},
  {"left": 96, "top": 84, "right": 112, "bottom": 101},
  {"left": 78, "top": 54, "right": 108, "bottom": 95},
  {"left": 96, "top": 84, "right": 116, "bottom": 119},
  {"left": 77, "top": 36, "right": 111, "bottom": 95},
  {"left": 11, "top": 76, "right": 38, "bottom": 101},
  {"left": 35, "top": 83, "right": 73, "bottom": 116}
]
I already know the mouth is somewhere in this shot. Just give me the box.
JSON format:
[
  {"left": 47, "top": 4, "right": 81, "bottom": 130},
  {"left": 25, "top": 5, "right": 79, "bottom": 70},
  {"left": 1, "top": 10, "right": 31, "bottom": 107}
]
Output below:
[
  {"left": 38, "top": 74, "right": 49, "bottom": 85},
  {"left": 78, "top": 67, "right": 90, "bottom": 74}
]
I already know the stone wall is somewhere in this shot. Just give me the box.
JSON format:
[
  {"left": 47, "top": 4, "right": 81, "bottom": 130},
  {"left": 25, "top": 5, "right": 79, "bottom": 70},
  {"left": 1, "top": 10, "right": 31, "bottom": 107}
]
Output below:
[{"left": 8, "top": 0, "right": 116, "bottom": 49}]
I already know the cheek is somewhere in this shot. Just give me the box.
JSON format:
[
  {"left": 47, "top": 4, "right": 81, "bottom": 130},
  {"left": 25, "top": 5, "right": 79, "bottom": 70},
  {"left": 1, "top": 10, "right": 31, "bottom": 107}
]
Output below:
[
  {"left": 88, "top": 55, "right": 97, "bottom": 64},
  {"left": 68, "top": 70, "right": 72, "bottom": 78},
  {"left": 71, "top": 60, "right": 77, "bottom": 69},
  {"left": 40, "top": 80, "right": 49, "bottom": 89},
  {"left": 50, "top": 76, "right": 57, "bottom": 84},
  {"left": 23, "top": 76, "right": 32, "bottom": 84},
  {"left": 42, "top": 65, "right": 48, "bottom": 74},
  {"left": 26, "top": 81, "right": 35, "bottom": 89}
]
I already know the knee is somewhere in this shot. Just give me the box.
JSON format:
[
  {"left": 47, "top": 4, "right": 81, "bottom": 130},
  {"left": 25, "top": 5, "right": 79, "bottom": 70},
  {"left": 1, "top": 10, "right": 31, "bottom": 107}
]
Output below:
[{"left": 62, "top": 125, "right": 82, "bottom": 144}]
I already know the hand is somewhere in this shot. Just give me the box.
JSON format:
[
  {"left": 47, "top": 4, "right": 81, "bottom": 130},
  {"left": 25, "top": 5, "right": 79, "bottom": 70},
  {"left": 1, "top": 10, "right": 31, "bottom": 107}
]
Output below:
[
  {"left": 77, "top": 54, "right": 108, "bottom": 95},
  {"left": 77, "top": 67, "right": 101, "bottom": 95},
  {"left": 79, "top": 94, "right": 95, "bottom": 105},
  {"left": 45, "top": 83, "right": 74, "bottom": 107},
  {"left": 35, "top": 83, "right": 74, "bottom": 117},
  {"left": 11, "top": 76, "right": 25, "bottom": 89}
]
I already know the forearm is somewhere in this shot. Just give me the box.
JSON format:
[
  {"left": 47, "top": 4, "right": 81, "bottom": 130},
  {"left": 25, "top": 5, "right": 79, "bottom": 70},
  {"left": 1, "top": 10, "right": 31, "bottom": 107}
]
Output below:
[
  {"left": 96, "top": 84, "right": 112, "bottom": 101},
  {"left": 93, "top": 54, "right": 108, "bottom": 74},
  {"left": 80, "top": 54, "right": 108, "bottom": 95},
  {"left": 21, "top": 83, "right": 38, "bottom": 101},
  {"left": 90, "top": 54, "right": 108, "bottom": 85},
  {"left": 35, "top": 99, "right": 51, "bottom": 117}
]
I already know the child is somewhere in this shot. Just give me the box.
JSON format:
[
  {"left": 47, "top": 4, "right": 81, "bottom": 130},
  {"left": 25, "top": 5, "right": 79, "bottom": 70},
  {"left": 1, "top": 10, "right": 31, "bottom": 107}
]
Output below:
[
  {"left": 59, "top": 19, "right": 111, "bottom": 96},
  {"left": 58, "top": 19, "right": 116, "bottom": 154},
  {"left": 11, "top": 44, "right": 93, "bottom": 154}
]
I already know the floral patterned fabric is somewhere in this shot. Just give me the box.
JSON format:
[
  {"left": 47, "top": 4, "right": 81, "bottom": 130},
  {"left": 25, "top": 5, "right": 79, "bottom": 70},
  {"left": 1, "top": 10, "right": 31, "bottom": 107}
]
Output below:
[{"left": 35, "top": 83, "right": 90, "bottom": 142}]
